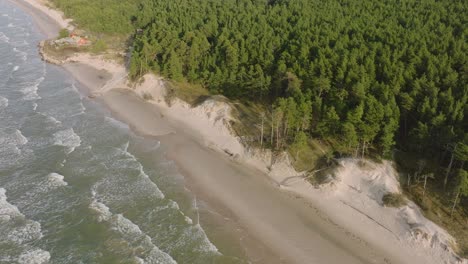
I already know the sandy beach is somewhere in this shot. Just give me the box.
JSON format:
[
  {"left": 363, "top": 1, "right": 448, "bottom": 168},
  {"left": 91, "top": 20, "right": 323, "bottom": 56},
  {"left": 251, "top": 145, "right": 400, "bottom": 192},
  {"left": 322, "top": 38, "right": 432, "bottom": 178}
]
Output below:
[{"left": 9, "top": 0, "right": 467, "bottom": 263}]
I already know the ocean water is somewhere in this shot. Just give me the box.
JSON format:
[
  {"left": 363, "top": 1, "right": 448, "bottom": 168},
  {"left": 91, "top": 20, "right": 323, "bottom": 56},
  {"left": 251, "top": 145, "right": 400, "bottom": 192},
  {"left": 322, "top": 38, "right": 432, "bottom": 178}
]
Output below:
[{"left": 0, "top": 2, "right": 245, "bottom": 263}]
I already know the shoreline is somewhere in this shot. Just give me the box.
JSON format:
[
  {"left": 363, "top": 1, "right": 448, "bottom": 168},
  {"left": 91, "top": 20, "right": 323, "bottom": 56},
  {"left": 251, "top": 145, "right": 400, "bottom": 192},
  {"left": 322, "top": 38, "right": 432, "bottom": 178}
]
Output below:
[{"left": 9, "top": 1, "right": 467, "bottom": 263}]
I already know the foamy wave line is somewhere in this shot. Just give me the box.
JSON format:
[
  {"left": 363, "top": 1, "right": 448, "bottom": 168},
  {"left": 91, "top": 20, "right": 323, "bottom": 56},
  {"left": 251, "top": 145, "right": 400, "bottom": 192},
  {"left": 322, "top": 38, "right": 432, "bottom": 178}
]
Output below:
[
  {"left": 68, "top": 83, "right": 86, "bottom": 116},
  {"left": 89, "top": 200, "right": 177, "bottom": 264},
  {"left": 0, "top": 189, "right": 50, "bottom": 263},
  {"left": 20, "top": 77, "right": 44, "bottom": 101},
  {"left": 0, "top": 188, "right": 22, "bottom": 221},
  {"left": 13, "top": 47, "right": 27, "bottom": 61},
  {"left": 15, "top": 129, "right": 28, "bottom": 145},
  {"left": 37, "top": 112, "right": 61, "bottom": 125},
  {"left": 117, "top": 145, "right": 165, "bottom": 199},
  {"left": 18, "top": 249, "right": 50, "bottom": 264},
  {"left": 0, "top": 96, "right": 8, "bottom": 109},
  {"left": 53, "top": 128, "right": 81, "bottom": 154},
  {"left": 190, "top": 198, "right": 220, "bottom": 254},
  {"left": 0, "top": 129, "right": 28, "bottom": 146},
  {"left": 46, "top": 173, "right": 68, "bottom": 188},
  {"left": 0, "top": 32, "right": 9, "bottom": 43}
]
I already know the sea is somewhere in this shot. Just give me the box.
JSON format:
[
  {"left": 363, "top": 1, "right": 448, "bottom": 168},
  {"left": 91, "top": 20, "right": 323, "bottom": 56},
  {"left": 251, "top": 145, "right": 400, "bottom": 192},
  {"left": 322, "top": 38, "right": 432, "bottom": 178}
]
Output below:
[{"left": 0, "top": 1, "right": 245, "bottom": 263}]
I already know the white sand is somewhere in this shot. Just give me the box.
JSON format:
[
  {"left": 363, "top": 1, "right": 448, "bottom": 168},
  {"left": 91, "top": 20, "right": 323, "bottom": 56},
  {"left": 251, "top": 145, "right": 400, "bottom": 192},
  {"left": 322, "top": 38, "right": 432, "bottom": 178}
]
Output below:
[{"left": 12, "top": 0, "right": 467, "bottom": 263}]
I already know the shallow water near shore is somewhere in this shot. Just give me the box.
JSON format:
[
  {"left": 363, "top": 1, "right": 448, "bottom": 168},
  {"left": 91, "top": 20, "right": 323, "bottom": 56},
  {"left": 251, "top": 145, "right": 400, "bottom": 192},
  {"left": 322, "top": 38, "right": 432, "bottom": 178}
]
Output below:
[{"left": 0, "top": 2, "right": 247, "bottom": 263}]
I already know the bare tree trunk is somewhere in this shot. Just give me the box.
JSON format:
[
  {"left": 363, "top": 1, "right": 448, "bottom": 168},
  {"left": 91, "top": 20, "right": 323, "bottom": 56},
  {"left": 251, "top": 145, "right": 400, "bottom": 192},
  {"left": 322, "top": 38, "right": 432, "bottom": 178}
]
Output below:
[
  {"left": 139, "top": 60, "right": 143, "bottom": 76},
  {"left": 270, "top": 110, "right": 274, "bottom": 146},
  {"left": 407, "top": 173, "right": 411, "bottom": 187},
  {"left": 354, "top": 143, "right": 360, "bottom": 159},
  {"left": 451, "top": 189, "right": 460, "bottom": 218},
  {"left": 416, "top": 159, "right": 426, "bottom": 183},
  {"left": 423, "top": 174, "right": 428, "bottom": 197},
  {"left": 283, "top": 117, "right": 288, "bottom": 140},
  {"left": 361, "top": 141, "right": 366, "bottom": 159},
  {"left": 276, "top": 121, "right": 280, "bottom": 150},
  {"left": 260, "top": 114, "right": 264, "bottom": 148},
  {"left": 444, "top": 146, "right": 456, "bottom": 190}
]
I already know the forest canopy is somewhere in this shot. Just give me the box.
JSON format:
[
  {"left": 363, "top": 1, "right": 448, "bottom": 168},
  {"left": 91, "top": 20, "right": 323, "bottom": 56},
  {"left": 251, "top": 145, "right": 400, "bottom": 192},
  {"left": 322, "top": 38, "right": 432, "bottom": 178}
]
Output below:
[{"left": 52, "top": 0, "right": 467, "bottom": 166}]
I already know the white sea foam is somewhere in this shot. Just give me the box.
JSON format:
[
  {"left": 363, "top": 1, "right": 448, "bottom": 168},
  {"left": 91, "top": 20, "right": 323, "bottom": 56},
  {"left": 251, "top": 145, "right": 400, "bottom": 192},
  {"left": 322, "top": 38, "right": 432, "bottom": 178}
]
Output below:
[
  {"left": 169, "top": 200, "right": 179, "bottom": 210},
  {"left": 184, "top": 198, "right": 220, "bottom": 254},
  {"left": 53, "top": 128, "right": 81, "bottom": 154},
  {"left": 13, "top": 65, "right": 19, "bottom": 71},
  {"left": 184, "top": 216, "right": 193, "bottom": 225},
  {"left": 18, "top": 249, "right": 50, "bottom": 264},
  {"left": 46, "top": 115, "right": 61, "bottom": 124},
  {"left": 89, "top": 200, "right": 112, "bottom": 222},
  {"left": 46, "top": 173, "right": 68, "bottom": 187},
  {"left": 7, "top": 23, "right": 13, "bottom": 28},
  {"left": 37, "top": 112, "right": 61, "bottom": 125},
  {"left": 0, "top": 130, "right": 28, "bottom": 146},
  {"left": 14, "top": 129, "right": 28, "bottom": 145},
  {"left": 0, "top": 96, "right": 8, "bottom": 109},
  {"left": 0, "top": 32, "right": 9, "bottom": 42},
  {"left": 0, "top": 188, "right": 22, "bottom": 221},
  {"left": 135, "top": 160, "right": 163, "bottom": 197},
  {"left": 21, "top": 77, "right": 44, "bottom": 101},
  {"left": 13, "top": 47, "right": 27, "bottom": 61},
  {"left": 32, "top": 103, "right": 37, "bottom": 111},
  {"left": 121, "top": 141, "right": 130, "bottom": 152},
  {"left": 8, "top": 221, "right": 43, "bottom": 244},
  {"left": 193, "top": 224, "right": 220, "bottom": 253},
  {"left": 0, "top": 189, "right": 46, "bottom": 251},
  {"left": 89, "top": 200, "right": 177, "bottom": 264},
  {"left": 116, "top": 147, "right": 165, "bottom": 199}
]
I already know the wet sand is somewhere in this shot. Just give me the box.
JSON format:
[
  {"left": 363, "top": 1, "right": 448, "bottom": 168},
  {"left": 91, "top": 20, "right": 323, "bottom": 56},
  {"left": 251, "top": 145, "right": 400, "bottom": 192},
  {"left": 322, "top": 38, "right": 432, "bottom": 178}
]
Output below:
[{"left": 101, "top": 89, "right": 395, "bottom": 264}]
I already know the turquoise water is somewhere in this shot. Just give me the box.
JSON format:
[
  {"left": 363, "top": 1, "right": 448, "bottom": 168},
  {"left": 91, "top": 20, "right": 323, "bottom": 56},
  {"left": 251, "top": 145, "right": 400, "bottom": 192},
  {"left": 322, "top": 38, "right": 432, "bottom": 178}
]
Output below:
[{"left": 0, "top": 2, "right": 245, "bottom": 263}]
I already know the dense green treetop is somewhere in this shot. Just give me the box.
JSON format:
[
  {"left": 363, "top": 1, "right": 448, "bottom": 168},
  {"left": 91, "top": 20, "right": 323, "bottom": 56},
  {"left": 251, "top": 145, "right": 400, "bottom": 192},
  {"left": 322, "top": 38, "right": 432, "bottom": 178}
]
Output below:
[{"left": 52, "top": 0, "right": 467, "bottom": 167}]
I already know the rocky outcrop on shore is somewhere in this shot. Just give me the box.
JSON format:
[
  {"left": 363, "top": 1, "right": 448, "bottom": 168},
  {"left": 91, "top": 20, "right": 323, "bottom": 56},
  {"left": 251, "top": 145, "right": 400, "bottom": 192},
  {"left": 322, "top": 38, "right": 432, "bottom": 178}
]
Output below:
[{"left": 38, "top": 40, "right": 64, "bottom": 64}]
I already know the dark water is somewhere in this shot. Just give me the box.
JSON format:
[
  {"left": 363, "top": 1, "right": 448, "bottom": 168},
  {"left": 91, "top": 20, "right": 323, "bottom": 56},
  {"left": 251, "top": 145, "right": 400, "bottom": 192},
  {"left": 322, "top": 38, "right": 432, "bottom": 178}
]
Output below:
[{"left": 0, "top": 2, "right": 245, "bottom": 263}]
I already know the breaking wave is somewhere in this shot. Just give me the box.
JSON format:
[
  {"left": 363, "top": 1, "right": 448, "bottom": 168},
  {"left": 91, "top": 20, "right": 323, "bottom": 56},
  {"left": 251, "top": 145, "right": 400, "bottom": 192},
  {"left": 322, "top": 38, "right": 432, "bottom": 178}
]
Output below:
[
  {"left": 46, "top": 173, "right": 68, "bottom": 188},
  {"left": 0, "top": 188, "right": 50, "bottom": 263},
  {"left": 53, "top": 128, "right": 81, "bottom": 154},
  {"left": 0, "top": 129, "right": 28, "bottom": 146},
  {"left": 89, "top": 199, "right": 178, "bottom": 264},
  {"left": 18, "top": 249, "right": 50, "bottom": 264},
  {"left": 0, "top": 96, "right": 8, "bottom": 109},
  {"left": 20, "top": 77, "right": 43, "bottom": 100},
  {"left": 0, "top": 31, "right": 9, "bottom": 42}
]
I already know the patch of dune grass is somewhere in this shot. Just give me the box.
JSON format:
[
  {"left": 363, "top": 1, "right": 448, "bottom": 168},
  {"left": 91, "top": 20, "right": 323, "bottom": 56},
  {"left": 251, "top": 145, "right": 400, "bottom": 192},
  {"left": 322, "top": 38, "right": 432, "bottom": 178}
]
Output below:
[{"left": 382, "top": 193, "right": 407, "bottom": 208}]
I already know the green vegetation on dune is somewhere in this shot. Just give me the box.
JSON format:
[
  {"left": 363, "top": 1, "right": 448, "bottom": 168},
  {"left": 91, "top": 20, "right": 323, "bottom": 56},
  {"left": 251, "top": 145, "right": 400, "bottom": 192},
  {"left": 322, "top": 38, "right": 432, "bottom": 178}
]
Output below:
[
  {"left": 49, "top": 0, "right": 467, "bottom": 255},
  {"left": 51, "top": 0, "right": 147, "bottom": 34}
]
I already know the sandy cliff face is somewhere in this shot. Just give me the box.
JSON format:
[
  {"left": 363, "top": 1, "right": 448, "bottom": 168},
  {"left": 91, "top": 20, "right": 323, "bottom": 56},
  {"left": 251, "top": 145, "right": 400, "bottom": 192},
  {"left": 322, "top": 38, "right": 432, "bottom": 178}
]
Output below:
[
  {"left": 325, "top": 160, "right": 465, "bottom": 264},
  {"left": 129, "top": 76, "right": 467, "bottom": 263}
]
